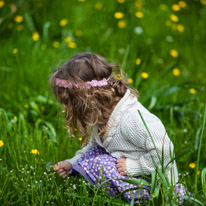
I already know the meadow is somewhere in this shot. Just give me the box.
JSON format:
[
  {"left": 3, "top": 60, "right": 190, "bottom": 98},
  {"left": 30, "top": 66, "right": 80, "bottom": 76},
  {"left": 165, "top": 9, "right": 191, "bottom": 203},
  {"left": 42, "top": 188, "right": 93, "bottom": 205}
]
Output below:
[{"left": 0, "top": 0, "right": 206, "bottom": 205}]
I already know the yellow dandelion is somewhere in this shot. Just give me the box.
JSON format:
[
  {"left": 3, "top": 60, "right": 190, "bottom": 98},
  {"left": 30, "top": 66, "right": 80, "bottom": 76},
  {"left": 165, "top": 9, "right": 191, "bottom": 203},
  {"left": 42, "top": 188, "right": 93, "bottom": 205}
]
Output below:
[
  {"left": 75, "top": 30, "right": 83, "bottom": 36},
  {"left": 118, "top": 20, "right": 126, "bottom": 29},
  {"left": 0, "top": 140, "right": 4, "bottom": 147},
  {"left": 189, "top": 163, "right": 196, "bottom": 169},
  {"left": 95, "top": 2, "right": 102, "bottom": 10},
  {"left": 41, "top": 44, "right": 47, "bottom": 50},
  {"left": 14, "top": 15, "right": 23, "bottom": 23},
  {"left": 0, "top": 1, "right": 5, "bottom": 8},
  {"left": 165, "top": 20, "right": 172, "bottom": 27},
  {"left": 172, "top": 68, "right": 180, "bottom": 76},
  {"left": 136, "top": 58, "right": 141, "bottom": 65},
  {"left": 12, "top": 48, "right": 18, "bottom": 54},
  {"left": 31, "top": 149, "right": 39, "bottom": 155},
  {"left": 64, "top": 37, "right": 71, "bottom": 43},
  {"left": 32, "top": 32, "right": 40, "bottom": 41},
  {"left": 14, "top": 116, "right": 17, "bottom": 120},
  {"left": 24, "top": 104, "right": 29, "bottom": 109},
  {"left": 135, "top": 11, "right": 144, "bottom": 18},
  {"left": 177, "top": 24, "right": 184, "bottom": 32},
  {"left": 170, "top": 14, "right": 179, "bottom": 22},
  {"left": 68, "top": 42, "right": 77, "bottom": 49},
  {"left": 172, "top": 4, "right": 181, "bottom": 11},
  {"left": 128, "top": 78, "right": 133, "bottom": 84},
  {"left": 159, "top": 4, "right": 168, "bottom": 11},
  {"left": 201, "top": 0, "right": 206, "bottom": 5},
  {"left": 59, "top": 19, "right": 68, "bottom": 27},
  {"left": 78, "top": 137, "right": 83, "bottom": 141},
  {"left": 141, "top": 72, "right": 149, "bottom": 79},
  {"left": 53, "top": 41, "right": 60, "bottom": 48},
  {"left": 170, "top": 49, "right": 179, "bottom": 58},
  {"left": 117, "top": 0, "right": 125, "bottom": 3},
  {"left": 178, "top": 1, "right": 187, "bottom": 8},
  {"left": 189, "top": 88, "right": 197, "bottom": 94},
  {"left": 114, "top": 12, "right": 124, "bottom": 19},
  {"left": 17, "top": 25, "right": 24, "bottom": 31}
]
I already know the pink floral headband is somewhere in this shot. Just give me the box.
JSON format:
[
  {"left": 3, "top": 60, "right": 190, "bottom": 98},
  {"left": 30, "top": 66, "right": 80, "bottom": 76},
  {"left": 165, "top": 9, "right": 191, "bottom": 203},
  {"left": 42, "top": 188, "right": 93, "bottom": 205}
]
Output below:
[{"left": 55, "top": 77, "right": 110, "bottom": 89}]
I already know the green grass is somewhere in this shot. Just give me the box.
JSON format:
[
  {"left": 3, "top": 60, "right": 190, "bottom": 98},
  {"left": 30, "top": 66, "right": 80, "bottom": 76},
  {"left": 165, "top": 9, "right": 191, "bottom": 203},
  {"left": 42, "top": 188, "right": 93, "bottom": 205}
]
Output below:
[{"left": 0, "top": 0, "right": 206, "bottom": 205}]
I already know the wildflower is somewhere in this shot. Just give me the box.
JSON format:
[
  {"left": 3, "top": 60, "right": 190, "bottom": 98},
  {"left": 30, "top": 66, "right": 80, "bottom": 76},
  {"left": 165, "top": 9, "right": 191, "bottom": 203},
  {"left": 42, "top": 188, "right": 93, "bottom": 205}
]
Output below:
[
  {"left": 14, "top": 116, "right": 17, "bottom": 120},
  {"left": 114, "top": 12, "right": 124, "bottom": 19},
  {"left": 135, "top": 11, "right": 144, "bottom": 18},
  {"left": 128, "top": 78, "right": 133, "bottom": 84},
  {"left": 170, "top": 14, "right": 179, "bottom": 22},
  {"left": 165, "top": 20, "right": 172, "bottom": 27},
  {"left": 0, "top": 1, "right": 5, "bottom": 8},
  {"left": 118, "top": 20, "right": 126, "bottom": 29},
  {"left": 200, "top": 0, "right": 206, "bottom": 5},
  {"left": 197, "top": 170, "right": 200, "bottom": 175},
  {"left": 79, "top": 137, "right": 83, "bottom": 141},
  {"left": 14, "top": 15, "right": 23, "bottom": 23},
  {"left": 32, "top": 32, "right": 40, "bottom": 41},
  {"left": 59, "top": 19, "right": 68, "bottom": 27},
  {"left": 170, "top": 49, "right": 179, "bottom": 58},
  {"left": 177, "top": 24, "right": 184, "bottom": 32},
  {"left": 53, "top": 41, "right": 60, "bottom": 48},
  {"left": 141, "top": 72, "right": 149, "bottom": 79},
  {"left": 12, "top": 48, "right": 18, "bottom": 54},
  {"left": 172, "top": 68, "right": 180, "bottom": 76},
  {"left": 172, "top": 4, "right": 181, "bottom": 11},
  {"left": 64, "top": 37, "right": 71, "bottom": 43},
  {"left": 67, "top": 42, "right": 77, "bottom": 49},
  {"left": 178, "top": 1, "right": 187, "bottom": 8},
  {"left": 117, "top": 0, "right": 125, "bottom": 3},
  {"left": 189, "top": 88, "right": 197, "bottom": 94},
  {"left": 31, "top": 149, "right": 39, "bottom": 155},
  {"left": 95, "top": 2, "right": 102, "bottom": 10},
  {"left": 0, "top": 140, "right": 4, "bottom": 147},
  {"left": 134, "top": 26, "right": 143, "bottom": 35},
  {"left": 189, "top": 163, "right": 195, "bottom": 168},
  {"left": 75, "top": 30, "right": 83, "bottom": 36},
  {"left": 159, "top": 4, "right": 168, "bottom": 11},
  {"left": 136, "top": 58, "right": 141, "bottom": 65},
  {"left": 17, "top": 25, "right": 24, "bottom": 31}
]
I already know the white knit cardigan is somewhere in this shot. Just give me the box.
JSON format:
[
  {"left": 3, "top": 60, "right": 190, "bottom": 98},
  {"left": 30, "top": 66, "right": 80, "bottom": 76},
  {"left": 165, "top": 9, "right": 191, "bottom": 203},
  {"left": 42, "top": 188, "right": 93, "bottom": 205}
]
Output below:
[{"left": 66, "top": 89, "right": 179, "bottom": 184}]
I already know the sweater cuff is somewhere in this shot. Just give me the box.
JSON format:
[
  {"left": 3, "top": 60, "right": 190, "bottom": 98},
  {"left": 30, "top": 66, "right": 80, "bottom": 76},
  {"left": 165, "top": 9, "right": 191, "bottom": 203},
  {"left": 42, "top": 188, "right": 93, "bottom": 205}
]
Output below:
[
  {"left": 126, "top": 158, "right": 144, "bottom": 176},
  {"left": 65, "top": 155, "right": 81, "bottom": 166}
]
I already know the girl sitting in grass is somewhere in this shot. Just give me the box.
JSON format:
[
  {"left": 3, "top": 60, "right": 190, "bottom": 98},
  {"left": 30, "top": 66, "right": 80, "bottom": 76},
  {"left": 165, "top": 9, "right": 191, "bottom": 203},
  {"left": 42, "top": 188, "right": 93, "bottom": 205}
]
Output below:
[{"left": 51, "top": 52, "right": 186, "bottom": 204}]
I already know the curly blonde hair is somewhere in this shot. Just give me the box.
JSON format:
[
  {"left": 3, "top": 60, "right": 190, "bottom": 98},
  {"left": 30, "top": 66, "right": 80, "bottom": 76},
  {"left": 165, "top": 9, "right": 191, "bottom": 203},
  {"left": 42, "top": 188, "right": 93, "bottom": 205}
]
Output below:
[{"left": 49, "top": 52, "right": 138, "bottom": 146}]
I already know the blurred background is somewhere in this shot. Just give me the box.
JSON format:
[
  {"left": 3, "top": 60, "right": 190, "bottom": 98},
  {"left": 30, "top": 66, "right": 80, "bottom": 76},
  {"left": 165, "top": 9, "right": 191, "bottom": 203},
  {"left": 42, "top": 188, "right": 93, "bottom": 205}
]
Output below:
[{"left": 0, "top": 0, "right": 206, "bottom": 204}]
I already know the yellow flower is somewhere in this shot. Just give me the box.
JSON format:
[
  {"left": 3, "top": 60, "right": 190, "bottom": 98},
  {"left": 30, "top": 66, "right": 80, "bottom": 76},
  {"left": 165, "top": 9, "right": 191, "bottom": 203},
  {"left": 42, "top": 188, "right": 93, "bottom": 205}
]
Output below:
[
  {"left": 31, "top": 149, "right": 39, "bottom": 155},
  {"left": 178, "top": 1, "right": 187, "bottom": 8},
  {"left": 14, "top": 15, "right": 23, "bottom": 23},
  {"left": 114, "top": 12, "right": 124, "bottom": 19},
  {"left": 201, "top": 0, "right": 206, "bottom": 5},
  {"left": 165, "top": 20, "right": 172, "bottom": 27},
  {"left": 75, "top": 30, "right": 83, "bottom": 37},
  {"left": 0, "top": 1, "right": 5, "bottom": 8},
  {"left": 141, "top": 72, "right": 149, "bottom": 79},
  {"left": 172, "top": 4, "right": 181, "bottom": 11},
  {"left": 189, "top": 88, "right": 197, "bottom": 94},
  {"left": 64, "top": 37, "right": 71, "bottom": 43},
  {"left": 197, "top": 170, "right": 200, "bottom": 175},
  {"left": 177, "top": 24, "right": 184, "bottom": 32},
  {"left": 24, "top": 104, "right": 29, "bottom": 109},
  {"left": 68, "top": 42, "right": 77, "bottom": 49},
  {"left": 189, "top": 163, "right": 196, "bottom": 169},
  {"left": 136, "top": 58, "right": 141, "bottom": 65},
  {"left": 170, "top": 49, "right": 179, "bottom": 58},
  {"left": 135, "top": 11, "right": 144, "bottom": 18},
  {"left": 12, "top": 48, "right": 18, "bottom": 54},
  {"left": 14, "top": 116, "right": 17, "bottom": 120},
  {"left": 116, "top": 73, "right": 121, "bottom": 79},
  {"left": 17, "top": 25, "right": 24, "bottom": 31},
  {"left": 117, "top": 0, "right": 125, "bottom": 3},
  {"left": 170, "top": 14, "right": 179, "bottom": 22},
  {"left": 59, "top": 19, "right": 68, "bottom": 27},
  {"left": 78, "top": 137, "right": 83, "bottom": 141},
  {"left": 95, "top": 2, "right": 102, "bottom": 10},
  {"left": 0, "top": 140, "right": 4, "bottom": 147},
  {"left": 172, "top": 68, "right": 180, "bottom": 76},
  {"left": 118, "top": 20, "right": 126, "bottom": 29},
  {"left": 53, "top": 41, "right": 60, "bottom": 48},
  {"left": 128, "top": 78, "right": 133, "bottom": 84},
  {"left": 159, "top": 4, "right": 168, "bottom": 11},
  {"left": 32, "top": 32, "right": 40, "bottom": 41}
]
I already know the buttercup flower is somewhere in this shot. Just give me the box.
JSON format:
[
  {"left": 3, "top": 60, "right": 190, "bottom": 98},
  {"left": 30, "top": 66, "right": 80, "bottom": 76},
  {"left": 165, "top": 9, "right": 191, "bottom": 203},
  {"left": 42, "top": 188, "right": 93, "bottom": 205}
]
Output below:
[
  {"left": 95, "top": 2, "right": 102, "bottom": 10},
  {"left": 135, "top": 11, "right": 144, "bottom": 18},
  {"left": 53, "top": 41, "right": 60, "bottom": 48},
  {"left": 118, "top": 20, "right": 126, "bottom": 29},
  {"left": 0, "top": 1, "right": 5, "bottom": 8},
  {"left": 59, "top": 19, "right": 68, "bottom": 27},
  {"left": 172, "top": 68, "right": 180, "bottom": 76},
  {"left": 170, "top": 14, "right": 179, "bottom": 22},
  {"left": 170, "top": 49, "right": 179, "bottom": 58},
  {"left": 31, "top": 149, "right": 39, "bottom": 155},
  {"left": 189, "top": 163, "right": 196, "bottom": 168},
  {"left": 14, "top": 116, "right": 17, "bottom": 120},
  {"left": 136, "top": 58, "right": 141, "bottom": 65},
  {"left": 14, "top": 15, "right": 23, "bottom": 23},
  {"left": 128, "top": 78, "right": 133, "bottom": 84},
  {"left": 114, "top": 12, "right": 124, "bottom": 19},
  {"left": 0, "top": 140, "right": 4, "bottom": 147},
  {"left": 64, "top": 37, "right": 71, "bottom": 43},
  {"left": 12, "top": 48, "right": 18, "bottom": 54},
  {"left": 32, "top": 32, "right": 40, "bottom": 41},
  {"left": 68, "top": 42, "right": 77, "bottom": 49},
  {"left": 141, "top": 72, "right": 149, "bottom": 79},
  {"left": 172, "top": 4, "right": 180, "bottom": 11},
  {"left": 177, "top": 24, "right": 184, "bottom": 32},
  {"left": 178, "top": 1, "right": 187, "bottom": 8},
  {"left": 78, "top": 137, "right": 83, "bottom": 141},
  {"left": 189, "top": 88, "right": 196, "bottom": 94},
  {"left": 118, "top": 0, "right": 125, "bottom": 3}
]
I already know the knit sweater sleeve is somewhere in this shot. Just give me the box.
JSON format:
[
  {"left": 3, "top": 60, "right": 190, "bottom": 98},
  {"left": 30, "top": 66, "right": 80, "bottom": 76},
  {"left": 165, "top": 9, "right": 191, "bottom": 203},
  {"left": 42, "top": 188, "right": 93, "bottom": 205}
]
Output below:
[{"left": 120, "top": 108, "right": 174, "bottom": 176}]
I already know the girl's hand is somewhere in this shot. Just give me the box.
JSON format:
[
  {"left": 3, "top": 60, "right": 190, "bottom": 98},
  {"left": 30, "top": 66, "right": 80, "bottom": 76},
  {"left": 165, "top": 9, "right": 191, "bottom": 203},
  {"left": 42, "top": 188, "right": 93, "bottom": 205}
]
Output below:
[
  {"left": 53, "top": 161, "right": 72, "bottom": 178},
  {"left": 116, "top": 157, "right": 127, "bottom": 176}
]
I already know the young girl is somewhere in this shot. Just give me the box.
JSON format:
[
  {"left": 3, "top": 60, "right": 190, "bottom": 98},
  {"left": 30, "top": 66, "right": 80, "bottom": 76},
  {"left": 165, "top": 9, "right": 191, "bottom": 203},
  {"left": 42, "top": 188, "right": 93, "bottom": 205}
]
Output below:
[{"left": 51, "top": 52, "right": 186, "bottom": 204}]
